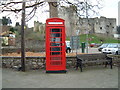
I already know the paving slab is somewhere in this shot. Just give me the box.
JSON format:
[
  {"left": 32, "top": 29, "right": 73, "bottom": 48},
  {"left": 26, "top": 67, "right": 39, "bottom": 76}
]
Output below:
[{"left": 2, "top": 66, "right": 118, "bottom": 88}]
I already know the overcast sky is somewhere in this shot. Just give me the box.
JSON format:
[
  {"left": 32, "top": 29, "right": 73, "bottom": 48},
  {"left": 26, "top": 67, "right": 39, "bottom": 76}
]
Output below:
[
  {"left": 99, "top": 0, "right": 119, "bottom": 23},
  {"left": 0, "top": 0, "right": 119, "bottom": 27}
]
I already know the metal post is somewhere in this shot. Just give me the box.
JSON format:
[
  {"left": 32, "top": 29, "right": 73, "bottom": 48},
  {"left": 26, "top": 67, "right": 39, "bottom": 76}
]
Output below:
[
  {"left": 21, "top": 0, "right": 26, "bottom": 72},
  {"left": 86, "top": 30, "right": 89, "bottom": 53},
  {"left": 76, "top": 30, "right": 80, "bottom": 55},
  {"left": 85, "top": 0, "right": 89, "bottom": 53},
  {"left": 76, "top": 36, "right": 78, "bottom": 55}
]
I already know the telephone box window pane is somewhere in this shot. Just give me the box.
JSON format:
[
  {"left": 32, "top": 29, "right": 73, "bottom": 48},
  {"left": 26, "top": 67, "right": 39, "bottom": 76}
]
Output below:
[
  {"left": 51, "top": 43, "right": 57, "bottom": 46},
  {"left": 50, "top": 38, "right": 62, "bottom": 42},
  {"left": 50, "top": 43, "right": 57, "bottom": 46},
  {"left": 51, "top": 29, "right": 61, "bottom": 32},
  {"left": 50, "top": 57, "right": 62, "bottom": 60},
  {"left": 50, "top": 47, "right": 61, "bottom": 51},
  {"left": 51, "top": 33, "right": 61, "bottom": 37},
  {"left": 50, "top": 52, "right": 61, "bottom": 55},
  {"left": 51, "top": 43, "right": 62, "bottom": 46}
]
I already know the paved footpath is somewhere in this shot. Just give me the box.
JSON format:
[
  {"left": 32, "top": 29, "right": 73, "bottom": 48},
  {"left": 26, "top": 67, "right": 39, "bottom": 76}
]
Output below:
[
  {"left": 2, "top": 66, "right": 118, "bottom": 88},
  {"left": 0, "top": 68, "right": 2, "bottom": 89}
]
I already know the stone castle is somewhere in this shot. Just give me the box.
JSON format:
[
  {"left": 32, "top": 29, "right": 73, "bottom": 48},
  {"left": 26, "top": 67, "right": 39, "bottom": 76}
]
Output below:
[
  {"left": 33, "top": 5, "right": 117, "bottom": 38},
  {"left": 58, "top": 6, "right": 117, "bottom": 37}
]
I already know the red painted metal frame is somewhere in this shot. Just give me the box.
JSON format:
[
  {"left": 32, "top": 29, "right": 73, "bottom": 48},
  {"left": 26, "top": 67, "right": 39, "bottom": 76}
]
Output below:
[{"left": 46, "top": 18, "right": 66, "bottom": 71}]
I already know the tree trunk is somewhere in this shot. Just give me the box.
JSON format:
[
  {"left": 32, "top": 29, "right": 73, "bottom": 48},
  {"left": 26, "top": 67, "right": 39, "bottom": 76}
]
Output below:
[{"left": 48, "top": 2, "right": 58, "bottom": 18}]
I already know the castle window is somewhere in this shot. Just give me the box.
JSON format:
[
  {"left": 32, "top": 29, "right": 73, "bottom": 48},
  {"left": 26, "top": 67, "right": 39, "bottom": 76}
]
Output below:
[
  {"left": 106, "top": 25, "right": 109, "bottom": 27},
  {"left": 100, "top": 27, "right": 102, "bottom": 30}
]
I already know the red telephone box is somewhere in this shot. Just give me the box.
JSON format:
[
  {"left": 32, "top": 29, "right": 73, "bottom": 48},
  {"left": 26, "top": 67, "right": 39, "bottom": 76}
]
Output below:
[{"left": 46, "top": 18, "right": 66, "bottom": 73}]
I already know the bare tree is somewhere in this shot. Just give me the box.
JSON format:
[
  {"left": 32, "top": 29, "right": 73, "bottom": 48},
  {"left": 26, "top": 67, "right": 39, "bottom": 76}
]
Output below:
[
  {"left": 0, "top": 0, "right": 103, "bottom": 22},
  {"left": 0, "top": 0, "right": 46, "bottom": 22}
]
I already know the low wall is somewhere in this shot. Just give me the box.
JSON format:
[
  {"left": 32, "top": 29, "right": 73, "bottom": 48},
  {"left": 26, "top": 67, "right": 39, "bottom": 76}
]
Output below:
[
  {"left": 1, "top": 55, "right": 120, "bottom": 70},
  {"left": 2, "top": 56, "right": 76, "bottom": 70}
]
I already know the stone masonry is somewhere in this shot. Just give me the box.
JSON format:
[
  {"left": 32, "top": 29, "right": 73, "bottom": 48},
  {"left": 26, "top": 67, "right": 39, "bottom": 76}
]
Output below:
[{"left": 58, "top": 6, "right": 117, "bottom": 37}]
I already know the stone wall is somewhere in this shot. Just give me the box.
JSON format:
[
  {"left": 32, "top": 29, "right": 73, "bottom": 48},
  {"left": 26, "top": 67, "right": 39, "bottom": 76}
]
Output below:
[
  {"left": 2, "top": 56, "right": 76, "bottom": 70},
  {"left": 79, "top": 17, "right": 116, "bottom": 36},
  {"left": 2, "top": 56, "right": 46, "bottom": 70},
  {"left": 33, "top": 21, "right": 45, "bottom": 33},
  {"left": 94, "top": 17, "right": 116, "bottom": 36},
  {"left": 2, "top": 55, "right": 119, "bottom": 70}
]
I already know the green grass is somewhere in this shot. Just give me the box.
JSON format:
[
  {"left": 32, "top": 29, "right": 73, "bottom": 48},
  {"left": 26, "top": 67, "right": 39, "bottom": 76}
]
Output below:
[
  {"left": 80, "top": 34, "right": 120, "bottom": 44},
  {"left": 66, "top": 34, "right": 119, "bottom": 44}
]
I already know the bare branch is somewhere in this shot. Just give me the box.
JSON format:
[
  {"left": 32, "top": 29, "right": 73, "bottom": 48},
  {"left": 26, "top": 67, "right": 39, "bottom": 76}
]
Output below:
[
  {"left": 25, "top": 9, "right": 36, "bottom": 22},
  {"left": 0, "top": 0, "right": 103, "bottom": 22},
  {"left": 59, "top": 0, "right": 102, "bottom": 18},
  {"left": 1, "top": 1, "right": 44, "bottom": 12}
]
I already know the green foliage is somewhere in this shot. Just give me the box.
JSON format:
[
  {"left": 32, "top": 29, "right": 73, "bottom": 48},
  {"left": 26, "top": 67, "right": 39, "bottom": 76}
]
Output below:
[
  {"left": 66, "top": 34, "right": 119, "bottom": 44},
  {"left": 9, "top": 27, "right": 17, "bottom": 33},
  {"left": 2, "top": 17, "right": 8, "bottom": 25},
  {"left": 2, "top": 17, "right": 12, "bottom": 25},
  {"left": 25, "top": 31, "right": 43, "bottom": 40},
  {"left": 66, "top": 36, "right": 70, "bottom": 41}
]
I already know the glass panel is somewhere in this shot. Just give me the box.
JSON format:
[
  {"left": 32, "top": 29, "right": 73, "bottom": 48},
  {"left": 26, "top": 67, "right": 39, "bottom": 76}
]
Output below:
[
  {"left": 50, "top": 57, "right": 62, "bottom": 60},
  {"left": 50, "top": 52, "right": 62, "bottom": 55},
  {"left": 50, "top": 33, "right": 61, "bottom": 37},
  {"left": 50, "top": 47, "right": 61, "bottom": 51},
  {"left": 50, "top": 43, "right": 62, "bottom": 46},
  {"left": 51, "top": 29, "right": 61, "bottom": 32},
  {"left": 50, "top": 38, "right": 62, "bottom": 42},
  {"left": 107, "top": 44, "right": 118, "bottom": 48}
]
